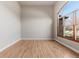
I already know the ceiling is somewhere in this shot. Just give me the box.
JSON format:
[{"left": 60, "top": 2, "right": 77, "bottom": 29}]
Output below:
[{"left": 18, "top": 1, "right": 56, "bottom": 6}]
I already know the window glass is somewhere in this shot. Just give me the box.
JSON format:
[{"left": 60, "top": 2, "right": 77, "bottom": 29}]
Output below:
[
  {"left": 76, "top": 10, "right": 79, "bottom": 25},
  {"left": 64, "top": 13, "right": 73, "bottom": 26},
  {"left": 59, "top": 1, "right": 79, "bottom": 16},
  {"left": 64, "top": 26, "right": 73, "bottom": 38},
  {"left": 76, "top": 10, "right": 79, "bottom": 40},
  {"left": 76, "top": 25, "right": 79, "bottom": 40}
]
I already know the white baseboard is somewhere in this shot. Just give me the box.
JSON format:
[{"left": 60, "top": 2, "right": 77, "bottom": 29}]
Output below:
[
  {"left": 0, "top": 39, "right": 21, "bottom": 52},
  {"left": 0, "top": 38, "right": 54, "bottom": 52},
  {"left": 22, "top": 38, "right": 54, "bottom": 40}
]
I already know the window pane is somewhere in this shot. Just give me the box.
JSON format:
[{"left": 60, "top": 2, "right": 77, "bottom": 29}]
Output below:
[
  {"left": 76, "top": 10, "right": 79, "bottom": 40},
  {"left": 59, "top": 1, "right": 79, "bottom": 16},
  {"left": 76, "top": 25, "right": 79, "bottom": 40},
  {"left": 76, "top": 10, "right": 79, "bottom": 25},
  {"left": 64, "top": 26, "right": 73, "bottom": 38},
  {"left": 64, "top": 13, "right": 73, "bottom": 26}
]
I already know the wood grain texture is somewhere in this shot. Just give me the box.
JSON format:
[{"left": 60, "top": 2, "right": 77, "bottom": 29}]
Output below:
[{"left": 0, "top": 40, "right": 79, "bottom": 58}]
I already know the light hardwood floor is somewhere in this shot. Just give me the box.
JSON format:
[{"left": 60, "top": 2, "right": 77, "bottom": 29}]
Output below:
[{"left": 0, "top": 40, "right": 79, "bottom": 58}]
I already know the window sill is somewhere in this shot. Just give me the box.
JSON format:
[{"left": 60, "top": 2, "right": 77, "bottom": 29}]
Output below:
[{"left": 58, "top": 36, "right": 79, "bottom": 43}]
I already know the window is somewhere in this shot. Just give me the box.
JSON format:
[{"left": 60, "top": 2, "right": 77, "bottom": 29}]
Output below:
[{"left": 57, "top": 1, "right": 79, "bottom": 42}]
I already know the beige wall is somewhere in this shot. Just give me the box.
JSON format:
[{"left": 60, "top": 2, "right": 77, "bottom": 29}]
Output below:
[
  {"left": 21, "top": 6, "right": 54, "bottom": 39},
  {"left": 54, "top": 1, "right": 79, "bottom": 53},
  {"left": 0, "top": 1, "right": 21, "bottom": 51}
]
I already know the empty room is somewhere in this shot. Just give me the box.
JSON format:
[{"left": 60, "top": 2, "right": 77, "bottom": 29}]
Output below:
[{"left": 0, "top": 1, "right": 79, "bottom": 58}]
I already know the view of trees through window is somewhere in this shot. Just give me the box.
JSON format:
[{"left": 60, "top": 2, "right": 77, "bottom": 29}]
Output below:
[{"left": 58, "top": 1, "right": 79, "bottom": 42}]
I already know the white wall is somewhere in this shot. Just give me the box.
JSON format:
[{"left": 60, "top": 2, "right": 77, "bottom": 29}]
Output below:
[
  {"left": 0, "top": 1, "right": 21, "bottom": 51},
  {"left": 54, "top": 1, "right": 79, "bottom": 53},
  {"left": 21, "top": 6, "right": 54, "bottom": 39}
]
